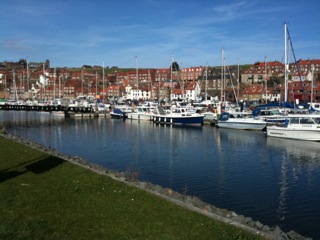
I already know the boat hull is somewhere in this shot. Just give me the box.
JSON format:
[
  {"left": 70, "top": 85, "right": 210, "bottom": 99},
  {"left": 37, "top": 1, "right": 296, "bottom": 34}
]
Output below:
[
  {"left": 217, "top": 112, "right": 266, "bottom": 130},
  {"left": 127, "top": 113, "right": 154, "bottom": 121},
  {"left": 110, "top": 108, "right": 128, "bottom": 119},
  {"left": 153, "top": 115, "right": 204, "bottom": 125},
  {"left": 217, "top": 121, "right": 266, "bottom": 130},
  {"left": 266, "top": 127, "right": 320, "bottom": 141}
]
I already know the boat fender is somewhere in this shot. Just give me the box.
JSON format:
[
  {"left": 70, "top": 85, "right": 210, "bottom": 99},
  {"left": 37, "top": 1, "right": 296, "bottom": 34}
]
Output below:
[{"left": 285, "top": 119, "right": 289, "bottom": 126}]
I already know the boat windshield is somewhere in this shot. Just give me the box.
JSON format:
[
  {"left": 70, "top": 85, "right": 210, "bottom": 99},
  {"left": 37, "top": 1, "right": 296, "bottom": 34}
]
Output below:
[
  {"left": 300, "top": 117, "right": 315, "bottom": 124},
  {"left": 291, "top": 116, "right": 320, "bottom": 124},
  {"left": 313, "top": 117, "right": 320, "bottom": 124}
]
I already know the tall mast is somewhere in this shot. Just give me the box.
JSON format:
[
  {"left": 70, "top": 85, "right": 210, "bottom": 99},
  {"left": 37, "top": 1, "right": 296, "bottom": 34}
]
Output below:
[
  {"left": 4, "top": 75, "right": 6, "bottom": 99},
  {"left": 148, "top": 69, "right": 151, "bottom": 100},
  {"left": 311, "top": 64, "right": 315, "bottom": 105},
  {"left": 135, "top": 56, "right": 138, "bottom": 100},
  {"left": 265, "top": 56, "right": 268, "bottom": 103},
  {"left": 43, "top": 63, "right": 46, "bottom": 100},
  {"left": 170, "top": 54, "right": 173, "bottom": 103},
  {"left": 95, "top": 72, "right": 98, "bottom": 97},
  {"left": 13, "top": 69, "right": 18, "bottom": 101},
  {"left": 237, "top": 59, "right": 240, "bottom": 103},
  {"left": 284, "top": 23, "right": 288, "bottom": 102},
  {"left": 26, "top": 59, "right": 30, "bottom": 94},
  {"left": 58, "top": 71, "right": 61, "bottom": 98},
  {"left": 54, "top": 68, "right": 56, "bottom": 99},
  {"left": 81, "top": 69, "right": 83, "bottom": 96},
  {"left": 103, "top": 61, "right": 105, "bottom": 102},
  {"left": 220, "top": 48, "right": 224, "bottom": 103},
  {"left": 205, "top": 64, "right": 208, "bottom": 101},
  {"left": 223, "top": 52, "right": 226, "bottom": 102}
]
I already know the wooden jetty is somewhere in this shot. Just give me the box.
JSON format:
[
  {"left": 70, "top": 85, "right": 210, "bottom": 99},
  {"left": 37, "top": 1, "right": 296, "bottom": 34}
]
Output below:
[{"left": 0, "top": 104, "right": 103, "bottom": 118}]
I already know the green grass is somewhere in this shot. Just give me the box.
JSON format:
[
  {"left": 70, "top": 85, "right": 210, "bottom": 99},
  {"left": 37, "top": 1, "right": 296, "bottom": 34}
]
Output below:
[{"left": 0, "top": 135, "right": 268, "bottom": 240}]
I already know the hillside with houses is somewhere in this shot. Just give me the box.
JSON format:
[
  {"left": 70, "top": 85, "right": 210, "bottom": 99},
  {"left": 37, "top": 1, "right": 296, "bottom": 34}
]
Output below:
[{"left": 0, "top": 58, "right": 319, "bottom": 104}]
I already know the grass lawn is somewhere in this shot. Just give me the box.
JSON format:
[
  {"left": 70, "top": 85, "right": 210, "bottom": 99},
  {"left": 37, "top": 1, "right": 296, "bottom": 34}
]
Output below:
[{"left": 0, "top": 135, "right": 268, "bottom": 240}]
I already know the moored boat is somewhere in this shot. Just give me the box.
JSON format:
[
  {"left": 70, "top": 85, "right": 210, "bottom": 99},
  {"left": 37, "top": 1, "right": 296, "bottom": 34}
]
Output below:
[
  {"left": 152, "top": 106, "right": 204, "bottom": 125},
  {"left": 266, "top": 114, "right": 320, "bottom": 141},
  {"left": 110, "top": 108, "right": 128, "bottom": 119},
  {"left": 217, "top": 112, "right": 266, "bottom": 130},
  {"left": 127, "top": 105, "right": 155, "bottom": 121}
]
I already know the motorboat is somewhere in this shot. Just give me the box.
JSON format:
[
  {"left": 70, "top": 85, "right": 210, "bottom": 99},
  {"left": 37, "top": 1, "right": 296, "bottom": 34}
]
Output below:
[
  {"left": 253, "top": 107, "right": 287, "bottom": 124},
  {"left": 152, "top": 106, "right": 204, "bottom": 125},
  {"left": 110, "top": 108, "right": 128, "bottom": 119},
  {"left": 126, "top": 106, "right": 155, "bottom": 121},
  {"left": 217, "top": 112, "right": 266, "bottom": 130},
  {"left": 266, "top": 114, "right": 320, "bottom": 141}
]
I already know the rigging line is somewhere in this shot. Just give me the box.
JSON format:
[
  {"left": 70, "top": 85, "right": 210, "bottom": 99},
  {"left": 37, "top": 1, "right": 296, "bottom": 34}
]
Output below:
[
  {"left": 226, "top": 65, "right": 238, "bottom": 106},
  {"left": 286, "top": 27, "right": 307, "bottom": 103}
]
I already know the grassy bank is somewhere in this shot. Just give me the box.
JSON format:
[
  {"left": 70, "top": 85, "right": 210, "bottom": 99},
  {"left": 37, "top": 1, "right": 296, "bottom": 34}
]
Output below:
[{"left": 0, "top": 135, "right": 267, "bottom": 240}]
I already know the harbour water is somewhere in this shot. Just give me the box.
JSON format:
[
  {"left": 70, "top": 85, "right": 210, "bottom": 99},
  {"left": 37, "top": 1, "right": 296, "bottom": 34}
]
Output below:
[{"left": 1, "top": 111, "right": 320, "bottom": 239}]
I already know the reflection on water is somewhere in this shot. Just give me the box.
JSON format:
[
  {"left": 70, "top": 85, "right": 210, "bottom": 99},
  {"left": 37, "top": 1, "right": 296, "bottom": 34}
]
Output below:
[
  {"left": 0, "top": 111, "right": 65, "bottom": 128},
  {"left": 267, "top": 137, "right": 320, "bottom": 163},
  {"left": 2, "top": 112, "right": 320, "bottom": 239}
]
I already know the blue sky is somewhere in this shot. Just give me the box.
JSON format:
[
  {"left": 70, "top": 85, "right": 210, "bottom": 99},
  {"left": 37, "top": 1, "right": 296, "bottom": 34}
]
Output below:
[{"left": 1, "top": 0, "right": 319, "bottom": 68}]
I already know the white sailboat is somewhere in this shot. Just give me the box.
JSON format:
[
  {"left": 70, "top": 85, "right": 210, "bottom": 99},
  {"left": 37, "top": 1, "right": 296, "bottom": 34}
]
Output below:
[{"left": 265, "top": 23, "right": 320, "bottom": 141}]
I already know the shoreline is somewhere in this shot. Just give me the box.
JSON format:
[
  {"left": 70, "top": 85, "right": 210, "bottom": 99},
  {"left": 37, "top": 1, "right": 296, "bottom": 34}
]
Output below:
[{"left": 0, "top": 129, "right": 311, "bottom": 240}]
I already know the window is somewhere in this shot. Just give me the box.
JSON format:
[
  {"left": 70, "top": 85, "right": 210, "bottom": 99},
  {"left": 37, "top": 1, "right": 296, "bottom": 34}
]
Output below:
[
  {"left": 290, "top": 117, "right": 299, "bottom": 124},
  {"left": 300, "top": 117, "right": 313, "bottom": 124},
  {"left": 313, "top": 117, "right": 320, "bottom": 124}
]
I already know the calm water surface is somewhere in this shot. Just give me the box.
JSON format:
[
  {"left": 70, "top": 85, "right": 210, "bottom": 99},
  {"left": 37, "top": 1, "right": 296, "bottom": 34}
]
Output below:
[{"left": 1, "top": 111, "right": 320, "bottom": 239}]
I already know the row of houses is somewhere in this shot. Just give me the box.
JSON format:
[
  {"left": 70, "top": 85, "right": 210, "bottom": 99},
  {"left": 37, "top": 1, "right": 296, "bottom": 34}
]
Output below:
[{"left": 0, "top": 59, "right": 319, "bottom": 103}]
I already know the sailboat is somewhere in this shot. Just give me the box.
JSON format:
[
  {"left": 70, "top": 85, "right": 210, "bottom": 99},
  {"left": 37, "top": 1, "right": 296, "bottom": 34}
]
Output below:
[{"left": 265, "top": 23, "right": 320, "bottom": 141}]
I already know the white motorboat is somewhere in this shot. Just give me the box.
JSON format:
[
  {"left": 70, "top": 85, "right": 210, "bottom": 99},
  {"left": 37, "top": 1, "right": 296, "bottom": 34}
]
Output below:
[
  {"left": 127, "top": 106, "right": 155, "bottom": 121},
  {"left": 266, "top": 114, "right": 320, "bottom": 141},
  {"left": 217, "top": 112, "right": 266, "bottom": 130}
]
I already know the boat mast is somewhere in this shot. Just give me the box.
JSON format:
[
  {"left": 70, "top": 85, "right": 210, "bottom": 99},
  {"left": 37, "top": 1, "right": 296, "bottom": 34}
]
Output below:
[
  {"left": 4, "top": 75, "right": 6, "bottom": 99},
  {"left": 43, "top": 63, "right": 46, "bottom": 101},
  {"left": 54, "top": 67, "right": 56, "bottom": 99},
  {"left": 95, "top": 71, "right": 98, "bottom": 97},
  {"left": 220, "top": 48, "right": 224, "bottom": 103},
  {"left": 13, "top": 69, "right": 18, "bottom": 101},
  {"left": 135, "top": 56, "right": 138, "bottom": 100},
  {"left": 311, "top": 64, "right": 315, "bottom": 105},
  {"left": 59, "top": 70, "right": 61, "bottom": 98},
  {"left": 265, "top": 56, "right": 268, "bottom": 103},
  {"left": 81, "top": 69, "right": 83, "bottom": 96},
  {"left": 103, "top": 61, "right": 105, "bottom": 102},
  {"left": 158, "top": 80, "right": 160, "bottom": 104},
  {"left": 237, "top": 59, "right": 240, "bottom": 103},
  {"left": 148, "top": 69, "right": 151, "bottom": 100},
  {"left": 26, "top": 59, "right": 30, "bottom": 95},
  {"left": 223, "top": 52, "right": 226, "bottom": 103},
  {"left": 284, "top": 23, "right": 288, "bottom": 102},
  {"left": 205, "top": 64, "right": 208, "bottom": 101},
  {"left": 170, "top": 54, "right": 173, "bottom": 103}
]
